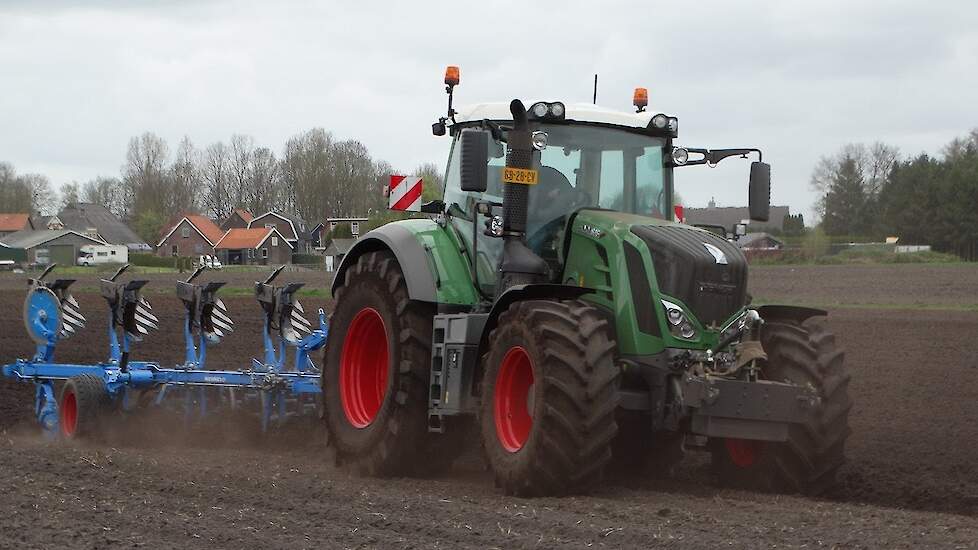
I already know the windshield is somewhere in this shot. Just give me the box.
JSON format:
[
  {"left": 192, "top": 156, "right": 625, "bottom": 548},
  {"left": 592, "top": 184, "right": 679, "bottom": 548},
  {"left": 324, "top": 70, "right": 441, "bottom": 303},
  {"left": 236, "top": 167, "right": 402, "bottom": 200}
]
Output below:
[{"left": 444, "top": 122, "right": 669, "bottom": 295}]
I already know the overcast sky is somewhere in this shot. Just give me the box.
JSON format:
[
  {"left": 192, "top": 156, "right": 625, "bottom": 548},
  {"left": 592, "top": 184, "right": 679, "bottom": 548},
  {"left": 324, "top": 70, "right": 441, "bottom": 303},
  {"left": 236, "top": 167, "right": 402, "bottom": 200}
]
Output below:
[{"left": 2, "top": 0, "right": 976, "bottom": 219}]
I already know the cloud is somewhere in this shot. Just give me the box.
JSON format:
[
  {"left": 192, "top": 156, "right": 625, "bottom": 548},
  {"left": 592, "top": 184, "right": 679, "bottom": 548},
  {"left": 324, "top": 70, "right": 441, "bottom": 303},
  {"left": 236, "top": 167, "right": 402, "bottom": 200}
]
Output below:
[{"left": 0, "top": 0, "right": 975, "bottom": 220}]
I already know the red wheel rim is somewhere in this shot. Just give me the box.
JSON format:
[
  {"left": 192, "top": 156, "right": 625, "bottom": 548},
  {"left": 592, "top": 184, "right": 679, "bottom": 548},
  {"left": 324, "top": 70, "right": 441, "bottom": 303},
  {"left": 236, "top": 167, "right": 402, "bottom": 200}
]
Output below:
[
  {"left": 725, "top": 438, "right": 763, "bottom": 468},
  {"left": 339, "top": 308, "right": 390, "bottom": 428},
  {"left": 494, "top": 346, "right": 534, "bottom": 453},
  {"left": 61, "top": 391, "right": 78, "bottom": 437}
]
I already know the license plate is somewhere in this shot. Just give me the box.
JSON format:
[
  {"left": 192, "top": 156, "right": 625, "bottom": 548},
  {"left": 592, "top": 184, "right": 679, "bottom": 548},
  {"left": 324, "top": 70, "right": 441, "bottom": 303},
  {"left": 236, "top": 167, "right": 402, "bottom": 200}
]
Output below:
[{"left": 502, "top": 167, "right": 539, "bottom": 185}]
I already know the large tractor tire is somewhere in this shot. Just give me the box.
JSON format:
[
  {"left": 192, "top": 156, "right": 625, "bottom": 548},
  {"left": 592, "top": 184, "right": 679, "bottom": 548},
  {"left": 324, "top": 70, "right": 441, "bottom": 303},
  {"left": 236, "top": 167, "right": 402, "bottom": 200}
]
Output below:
[
  {"left": 59, "top": 374, "right": 111, "bottom": 441},
  {"left": 323, "top": 251, "right": 460, "bottom": 476},
  {"left": 711, "top": 317, "right": 852, "bottom": 494},
  {"left": 479, "top": 300, "right": 619, "bottom": 496}
]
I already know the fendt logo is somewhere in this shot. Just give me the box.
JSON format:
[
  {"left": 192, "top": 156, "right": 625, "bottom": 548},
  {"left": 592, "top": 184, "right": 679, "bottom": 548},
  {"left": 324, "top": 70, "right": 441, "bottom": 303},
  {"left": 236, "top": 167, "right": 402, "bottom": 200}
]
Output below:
[{"left": 702, "top": 242, "right": 728, "bottom": 265}]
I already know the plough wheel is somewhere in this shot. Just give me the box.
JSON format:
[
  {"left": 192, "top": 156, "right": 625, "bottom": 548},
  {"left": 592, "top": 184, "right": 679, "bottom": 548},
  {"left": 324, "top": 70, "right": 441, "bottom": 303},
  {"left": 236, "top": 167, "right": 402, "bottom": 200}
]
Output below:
[
  {"left": 479, "top": 300, "right": 619, "bottom": 496},
  {"left": 710, "top": 318, "right": 852, "bottom": 494},
  {"left": 59, "top": 374, "right": 111, "bottom": 441},
  {"left": 323, "top": 251, "right": 463, "bottom": 476}
]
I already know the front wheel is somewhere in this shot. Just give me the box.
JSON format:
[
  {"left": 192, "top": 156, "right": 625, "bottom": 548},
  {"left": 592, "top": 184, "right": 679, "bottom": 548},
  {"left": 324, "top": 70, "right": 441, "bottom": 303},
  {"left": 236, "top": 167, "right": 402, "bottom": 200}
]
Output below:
[
  {"left": 711, "top": 317, "right": 852, "bottom": 494},
  {"left": 322, "top": 251, "right": 461, "bottom": 476},
  {"left": 480, "top": 300, "right": 620, "bottom": 497}
]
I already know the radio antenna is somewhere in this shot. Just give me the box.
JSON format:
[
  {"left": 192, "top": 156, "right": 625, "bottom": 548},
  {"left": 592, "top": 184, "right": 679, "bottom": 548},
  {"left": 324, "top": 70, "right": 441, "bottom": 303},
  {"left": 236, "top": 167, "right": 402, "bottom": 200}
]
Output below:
[{"left": 592, "top": 74, "right": 598, "bottom": 104}]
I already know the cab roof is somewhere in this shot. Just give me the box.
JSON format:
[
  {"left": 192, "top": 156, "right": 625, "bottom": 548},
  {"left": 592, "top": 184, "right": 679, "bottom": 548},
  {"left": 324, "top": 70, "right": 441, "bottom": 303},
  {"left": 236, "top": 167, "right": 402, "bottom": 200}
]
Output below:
[{"left": 454, "top": 102, "right": 656, "bottom": 129}]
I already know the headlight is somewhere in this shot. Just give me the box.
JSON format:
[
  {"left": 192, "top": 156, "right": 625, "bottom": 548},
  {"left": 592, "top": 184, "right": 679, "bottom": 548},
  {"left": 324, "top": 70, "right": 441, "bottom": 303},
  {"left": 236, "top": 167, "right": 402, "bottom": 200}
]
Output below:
[
  {"left": 531, "top": 131, "right": 548, "bottom": 151},
  {"left": 528, "top": 101, "right": 566, "bottom": 120},
  {"left": 661, "top": 299, "right": 698, "bottom": 340},
  {"left": 651, "top": 113, "right": 669, "bottom": 129},
  {"left": 667, "top": 117, "right": 679, "bottom": 133},
  {"left": 671, "top": 147, "right": 689, "bottom": 166}
]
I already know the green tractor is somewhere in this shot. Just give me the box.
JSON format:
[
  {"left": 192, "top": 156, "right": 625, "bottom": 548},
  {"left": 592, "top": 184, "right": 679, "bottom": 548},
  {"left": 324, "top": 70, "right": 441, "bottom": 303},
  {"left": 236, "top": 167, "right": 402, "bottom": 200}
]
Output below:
[{"left": 322, "top": 68, "right": 851, "bottom": 496}]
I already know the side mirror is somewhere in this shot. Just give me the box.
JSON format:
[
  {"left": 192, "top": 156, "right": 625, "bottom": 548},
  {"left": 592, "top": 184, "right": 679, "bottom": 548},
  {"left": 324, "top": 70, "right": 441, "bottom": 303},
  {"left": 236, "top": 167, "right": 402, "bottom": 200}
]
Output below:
[
  {"left": 460, "top": 128, "right": 489, "bottom": 193},
  {"left": 748, "top": 161, "right": 771, "bottom": 222}
]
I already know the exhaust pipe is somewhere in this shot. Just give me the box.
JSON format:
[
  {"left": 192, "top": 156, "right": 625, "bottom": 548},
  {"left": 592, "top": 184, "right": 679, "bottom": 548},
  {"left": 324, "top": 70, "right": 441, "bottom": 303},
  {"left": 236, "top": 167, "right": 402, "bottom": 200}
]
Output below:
[{"left": 497, "top": 99, "right": 549, "bottom": 295}]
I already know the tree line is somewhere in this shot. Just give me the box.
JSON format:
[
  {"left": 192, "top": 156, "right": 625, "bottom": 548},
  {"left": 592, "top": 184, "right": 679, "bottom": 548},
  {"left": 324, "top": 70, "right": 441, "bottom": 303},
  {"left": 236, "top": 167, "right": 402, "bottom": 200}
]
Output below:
[
  {"left": 813, "top": 129, "right": 978, "bottom": 259},
  {"left": 2, "top": 130, "right": 443, "bottom": 244}
]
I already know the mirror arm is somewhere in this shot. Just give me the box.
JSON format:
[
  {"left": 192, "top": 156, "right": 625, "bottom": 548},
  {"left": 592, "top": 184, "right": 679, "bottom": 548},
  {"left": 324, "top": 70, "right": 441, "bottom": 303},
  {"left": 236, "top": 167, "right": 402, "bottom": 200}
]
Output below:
[{"left": 680, "top": 148, "right": 762, "bottom": 166}]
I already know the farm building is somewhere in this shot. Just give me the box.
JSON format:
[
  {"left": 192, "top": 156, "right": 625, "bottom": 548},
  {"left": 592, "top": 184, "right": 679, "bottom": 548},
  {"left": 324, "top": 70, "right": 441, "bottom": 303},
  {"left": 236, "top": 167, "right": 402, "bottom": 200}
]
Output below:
[
  {"left": 156, "top": 215, "right": 225, "bottom": 258},
  {"left": 220, "top": 208, "right": 254, "bottom": 231},
  {"left": 323, "top": 238, "right": 355, "bottom": 272},
  {"left": 0, "top": 242, "right": 27, "bottom": 265},
  {"left": 57, "top": 203, "right": 150, "bottom": 251},
  {"left": 0, "top": 213, "right": 34, "bottom": 239},
  {"left": 0, "top": 229, "right": 106, "bottom": 265},
  {"left": 684, "top": 198, "right": 790, "bottom": 232},
  {"left": 736, "top": 232, "right": 784, "bottom": 251},
  {"left": 214, "top": 227, "right": 293, "bottom": 265}
]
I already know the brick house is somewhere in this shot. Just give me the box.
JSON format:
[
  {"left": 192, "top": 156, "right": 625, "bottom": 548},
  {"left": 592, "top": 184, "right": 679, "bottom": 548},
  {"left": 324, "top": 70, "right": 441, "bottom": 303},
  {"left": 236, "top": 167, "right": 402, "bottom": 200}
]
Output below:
[
  {"left": 214, "top": 227, "right": 293, "bottom": 265},
  {"left": 156, "top": 215, "right": 225, "bottom": 258},
  {"left": 220, "top": 208, "right": 254, "bottom": 231}
]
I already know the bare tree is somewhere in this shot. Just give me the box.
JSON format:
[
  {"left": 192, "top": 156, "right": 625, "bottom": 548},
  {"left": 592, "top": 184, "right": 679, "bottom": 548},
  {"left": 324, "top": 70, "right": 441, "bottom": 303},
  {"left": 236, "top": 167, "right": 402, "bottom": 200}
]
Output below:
[
  {"left": 201, "top": 141, "right": 232, "bottom": 219},
  {"left": 81, "top": 176, "right": 124, "bottom": 215},
  {"left": 59, "top": 182, "right": 80, "bottom": 208},
  {"left": 169, "top": 137, "right": 200, "bottom": 215},
  {"left": 122, "top": 132, "right": 170, "bottom": 219}
]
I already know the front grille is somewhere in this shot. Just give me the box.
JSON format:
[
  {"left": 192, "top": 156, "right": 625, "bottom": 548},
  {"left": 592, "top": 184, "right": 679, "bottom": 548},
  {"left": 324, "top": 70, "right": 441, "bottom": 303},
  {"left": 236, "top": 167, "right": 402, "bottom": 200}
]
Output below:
[{"left": 630, "top": 225, "right": 748, "bottom": 327}]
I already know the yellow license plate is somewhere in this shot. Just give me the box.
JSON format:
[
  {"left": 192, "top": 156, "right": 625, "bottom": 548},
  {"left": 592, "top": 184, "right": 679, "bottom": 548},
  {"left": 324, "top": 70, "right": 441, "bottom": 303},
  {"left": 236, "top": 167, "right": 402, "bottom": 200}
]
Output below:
[{"left": 502, "top": 167, "right": 539, "bottom": 185}]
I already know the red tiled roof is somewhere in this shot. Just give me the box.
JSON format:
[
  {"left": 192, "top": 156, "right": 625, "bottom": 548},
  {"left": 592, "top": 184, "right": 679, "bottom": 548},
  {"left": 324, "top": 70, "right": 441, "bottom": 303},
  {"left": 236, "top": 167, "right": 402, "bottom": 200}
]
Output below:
[
  {"left": 215, "top": 228, "right": 271, "bottom": 249},
  {"left": 0, "top": 213, "right": 31, "bottom": 232},
  {"left": 185, "top": 215, "right": 225, "bottom": 245},
  {"left": 234, "top": 208, "right": 254, "bottom": 223}
]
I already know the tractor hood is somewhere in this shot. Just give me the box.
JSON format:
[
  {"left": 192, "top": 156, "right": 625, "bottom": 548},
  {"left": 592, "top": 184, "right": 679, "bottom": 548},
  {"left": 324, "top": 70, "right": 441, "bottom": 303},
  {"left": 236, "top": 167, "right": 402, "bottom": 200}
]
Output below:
[
  {"left": 571, "top": 209, "right": 749, "bottom": 330},
  {"left": 629, "top": 223, "right": 748, "bottom": 328}
]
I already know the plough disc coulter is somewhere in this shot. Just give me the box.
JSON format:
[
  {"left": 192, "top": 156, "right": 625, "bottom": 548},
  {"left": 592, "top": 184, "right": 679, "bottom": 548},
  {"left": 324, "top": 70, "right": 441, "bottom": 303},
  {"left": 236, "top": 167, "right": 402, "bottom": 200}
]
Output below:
[{"left": 1, "top": 264, "right": 328, "bottom": 439}]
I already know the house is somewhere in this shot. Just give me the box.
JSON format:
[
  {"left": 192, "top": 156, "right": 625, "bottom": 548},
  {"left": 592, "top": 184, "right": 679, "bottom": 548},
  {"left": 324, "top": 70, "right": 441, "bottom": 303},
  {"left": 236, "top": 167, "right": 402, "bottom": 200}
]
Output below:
[
  {"left": 683, "top": 198, "right": 790, "bottom": 232},
  {"left": 1, "top": 229, "right": 106, "bottom": 266},
  {"left": 323, "top": 238, "right": 356, "bottom": 272},
  {"left": 220, "top": 208, "right": 254, "bottom": 231},
  {"left": 215, "top": 227, "right": 293, "bottom": 265},
  {"left": 156, "top": 215, "right": 225, "bottom": 258},
  {"left": 57, "top": 203, "right": 150, "bottom": 251},
  {"left": 326, "top": 217, "right": 368, "bottom": 239},
  {"left": 34, "top": 215, "right": 65, "bottom": 230},
  {"left": 0, "top": 213, "right": 34, "bottom": 239},
  {"left": 736, "top": 232, "right": 784, "bottom": 251},
  {"left": 248, "top": 211, "right": 309, "bottom": 252}
]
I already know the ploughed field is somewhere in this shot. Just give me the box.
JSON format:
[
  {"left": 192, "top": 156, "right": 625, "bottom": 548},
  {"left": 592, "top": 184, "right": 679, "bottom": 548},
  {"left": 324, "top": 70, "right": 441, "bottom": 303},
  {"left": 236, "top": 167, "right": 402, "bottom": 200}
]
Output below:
[{"left": 1, "top": 265, "right": 976, "bottom": 548}]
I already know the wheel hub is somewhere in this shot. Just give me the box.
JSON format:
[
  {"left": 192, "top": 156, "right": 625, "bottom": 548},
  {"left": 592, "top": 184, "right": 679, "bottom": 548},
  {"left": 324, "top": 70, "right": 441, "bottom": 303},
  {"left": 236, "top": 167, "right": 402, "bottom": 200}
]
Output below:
[
  {"left": 494, "top": 346, "right": 534, "bottom": 453},
  {"left": 338, "top": 308, "right": 389, "bottom": 428}
]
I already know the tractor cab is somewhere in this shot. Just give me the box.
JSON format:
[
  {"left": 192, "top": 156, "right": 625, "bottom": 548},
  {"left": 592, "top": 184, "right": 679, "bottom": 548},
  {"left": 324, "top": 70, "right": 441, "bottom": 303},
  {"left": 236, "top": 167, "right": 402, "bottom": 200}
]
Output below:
[{"left": 442, "top": 101, "right": 678, "bottom": 293}]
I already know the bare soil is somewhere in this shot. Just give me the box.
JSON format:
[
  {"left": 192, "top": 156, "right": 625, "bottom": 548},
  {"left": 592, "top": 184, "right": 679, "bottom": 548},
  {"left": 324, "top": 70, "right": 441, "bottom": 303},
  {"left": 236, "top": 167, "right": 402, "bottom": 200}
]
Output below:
[{"left": 1, "top": 266, "right": 977, "bottom": 548}]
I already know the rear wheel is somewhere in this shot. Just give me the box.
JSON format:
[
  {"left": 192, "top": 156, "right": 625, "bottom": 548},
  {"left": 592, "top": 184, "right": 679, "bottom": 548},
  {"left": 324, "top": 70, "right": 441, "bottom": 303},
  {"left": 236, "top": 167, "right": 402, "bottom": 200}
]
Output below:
[
  {"left": 323, "top": 251, "right": 461, "bottom": 476},
  {"left": 59, "top": 374, "right": 111, "bottom": 441},
  {"left": 480, "top": 300, "right": 619, "bottom": 496},
  {"left": 711, "top": 318, "right": 852, "bottom": 494}
]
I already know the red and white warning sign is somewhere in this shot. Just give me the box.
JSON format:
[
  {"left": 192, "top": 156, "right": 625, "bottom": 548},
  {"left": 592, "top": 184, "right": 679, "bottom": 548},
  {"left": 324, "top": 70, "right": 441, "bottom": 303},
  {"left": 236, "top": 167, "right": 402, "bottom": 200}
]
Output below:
[{"left": 388, "top": 175, "right": 423, "bottom": 212}]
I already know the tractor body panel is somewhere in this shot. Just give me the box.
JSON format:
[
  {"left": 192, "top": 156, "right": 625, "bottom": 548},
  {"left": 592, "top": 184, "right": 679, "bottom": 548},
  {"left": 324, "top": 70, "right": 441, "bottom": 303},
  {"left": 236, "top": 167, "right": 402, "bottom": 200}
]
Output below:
[
  {"left": 562, "top": 209, "right": 748, "bottom": 356},
  {"left": 332, "top": 218, "right": 479, "bottom": 306}
]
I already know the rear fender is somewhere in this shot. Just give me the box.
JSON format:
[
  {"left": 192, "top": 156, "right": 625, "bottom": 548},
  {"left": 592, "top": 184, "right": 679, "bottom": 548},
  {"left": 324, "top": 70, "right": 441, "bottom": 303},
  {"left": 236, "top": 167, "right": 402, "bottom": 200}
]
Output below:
[{"left": 331, "top": 220, "right": 479, "bottom": 306}]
